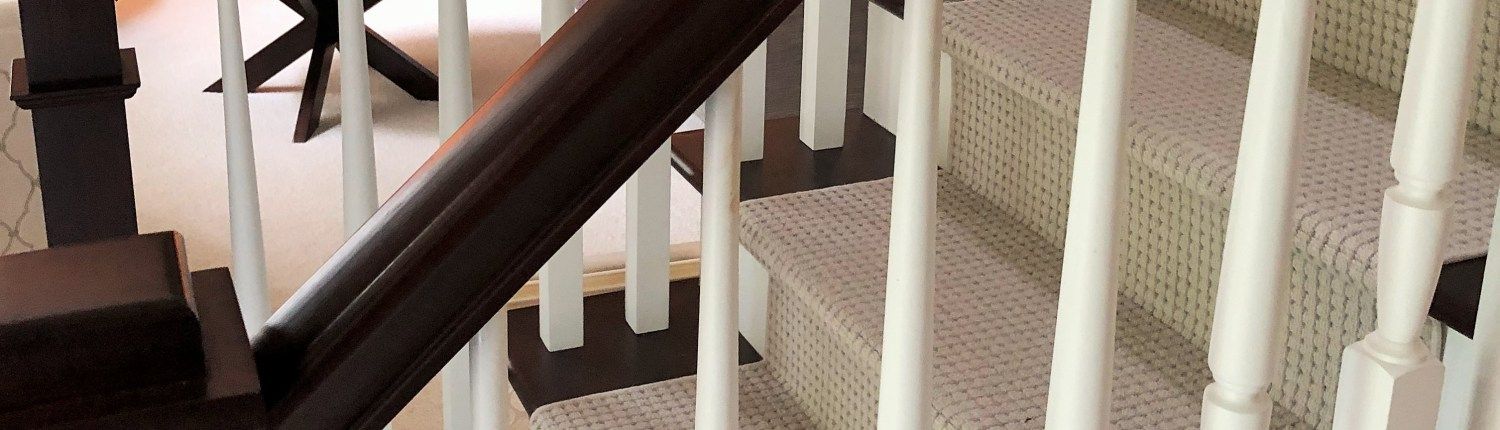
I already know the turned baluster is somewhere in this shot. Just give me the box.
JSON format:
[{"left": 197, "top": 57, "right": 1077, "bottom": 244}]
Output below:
[{"left": 1331, "top": 0, "right": 1485, "bottom": 427}]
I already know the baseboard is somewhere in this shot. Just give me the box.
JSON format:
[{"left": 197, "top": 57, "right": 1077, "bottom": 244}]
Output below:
[{"left": 505, "top": 257, "right": 700, "bottom": 310}]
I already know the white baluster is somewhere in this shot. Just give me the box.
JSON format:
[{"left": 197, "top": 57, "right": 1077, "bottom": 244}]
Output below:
[
  {"left": 936, "top": 53, "right": 952, "bottom": 168},
  {"left": 435, "top": 0, "right": 494, "bottom": 426},
  {"left": 875, "top": 0, "right": 941, "bottom": 428},
  {"left": 738, "top": 245, "right": 771, "bottom": 353},
  {"left": 1041, "top": 0, "right": 1135, "bottom": 427},
  {"left": 540, "top": 0, "right": 573, "bottom": 41},
  {"left": 799, "top": 0, "right": 850, "bottom": 150},
  {"left": 471, "top": 310, "right": 510, "bottom": 430},
  {"left": 336, "top": 0, "right": 378, "bottom": 236},
  {"left": 861, "top": 4, "right": 902, "bottom": 133},
  {"left": 1198, "top": 0, "right": 1314, "bottom": 427},
  {"left": 540, "top": 233, "right": 584, "bottom": 351},
  {"left": 1447, "top": 189, "right": 1500, "bottom": 428},
  {"left": 537, "top": 0, "right": 584, "bottom": 352},
  {"left": 214, "top": 0, "right": 270, "bottom": 335},
  {"left": 741, "top": 43, "right": 768, "bottom": 162},
  {"left": 627, "top": 142, "right": 671, "bottom": 334},
  {"left": 696, "top": 69, "right": 744, "bottom": 429},
  {"left": 1331, "top": 0, "right": 1485, "bottom": 428}
]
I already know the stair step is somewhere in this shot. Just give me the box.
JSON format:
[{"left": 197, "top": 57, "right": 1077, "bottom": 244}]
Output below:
[
  {"left": 740, "top": 176, "right": 1304, "bottom": 428},
  {"left": 508, "top": 280, "right": 761, "bottom": 413},
  {"left": 529, "top": 362, "right": 813, "bottom": 429},
  {"left": 937, "top": 0, "right": 1500, "bottom": 426}
]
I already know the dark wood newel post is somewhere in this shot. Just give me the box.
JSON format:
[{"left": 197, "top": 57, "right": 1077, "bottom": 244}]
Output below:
[{"left": 9, "top": 0, "right": 141, "bottom": 247}]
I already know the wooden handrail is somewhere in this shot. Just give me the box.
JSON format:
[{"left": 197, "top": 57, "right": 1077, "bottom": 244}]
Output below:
[{"left": 248, "top": 0, "right": 799, "bottom": 427}]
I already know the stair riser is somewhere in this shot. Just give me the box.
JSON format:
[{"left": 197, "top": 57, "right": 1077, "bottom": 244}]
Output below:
[
  {"left": 946, "top": 53, "right": 1374, "bottom": 428},
  {"left": 765, "top": 277, "right": 882, "bottom": 428}
]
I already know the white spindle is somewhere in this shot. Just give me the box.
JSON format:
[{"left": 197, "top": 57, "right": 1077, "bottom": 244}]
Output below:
[
  {"left": 1041, "top": 0, "right": 1135, "bottom": 427},
  {"left": 861, "top": 4, "right": 902, "bottom": 133},
  {"left": 336, "top": 0, "right": 378, "bottom": 236},
  {"left": 738, "top": 245, "right": 771, "bottom": 353},
  {"left": 1198, "top": 0, "right": 1314, "bottom": 427},
  {"left": 471, "top": 309, "right": 510, "bottom": 430},
  {"left": 627, "top": 142, "right": 671, "bottom": 334},
  {"left": 214, "top": 0, "right": 270, "bottom": 335},
  {"left": 695, "top": 69, "right": 744, "bottom": 429},
  {"left": 799, "top": 0, "right": 850, "bottom": 150},
  {"left": 540, "top": 233, "right": 584, "bottom": 351},
  {"left": 875, "top": 0, "right": 941, "bottom": 427},
  {"left": 741, "top": 43, "right": 768, "bottom": 161},
  {"left": 540, "top": 0, "right": 572, "bottom": 41},
  {"left": 1331, "top": 0, "right": 1485, "bottom": 427},
  {"left": 436, "top": 0, "right": 500, "bottom": 426},
  {"left": 336, "top": 4, "right": 384, "bottom": 430},
  {"left": 536, "top": 0, "right": 584, "bottom": 352}
]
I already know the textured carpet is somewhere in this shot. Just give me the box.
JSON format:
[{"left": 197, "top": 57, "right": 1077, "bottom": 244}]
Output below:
[
  {"left": 534, "top": 176, "right": 1307, "bottom": 429},
  {"left": 941, "top": 0, "right": 1500, "bottom": 426},
  {"left": 530, "top": 0, "right": 1500, "bottom": 428}
]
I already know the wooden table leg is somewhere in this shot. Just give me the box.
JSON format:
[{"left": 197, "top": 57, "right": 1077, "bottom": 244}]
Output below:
[{"left": 293, "top": 32, "right": 337, "bottom": 143}]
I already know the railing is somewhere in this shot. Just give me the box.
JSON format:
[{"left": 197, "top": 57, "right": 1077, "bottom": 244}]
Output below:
[
  {"left": 210, "top": 0, "right": 797, "bottom": 427},
  {"left": 207, "top": 0, "right": 1500, "bottom": 427}
]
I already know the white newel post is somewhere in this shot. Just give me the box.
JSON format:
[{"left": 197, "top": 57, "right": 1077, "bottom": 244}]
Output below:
[
  {"left": 799, "top": 0, "right": 850, "bottom": 150},
  {"left": 1199, "top": 0, "right": 1314, "bottom": 427},
  {"left": 696, "top": 69, "right": 744, "bottom": 429},
  {"left": 336, "top": 0, "right": 378, "bottom": 236},
  {"left": 1330, "top": 0, "right": 1485, "bottom": 428},
  {"left": 537, "top": 0, "right": 584, "bottom": 352},
  {"left": 214, "top": 0, "right": 270, "bottom": 335},
  {"left": 875, "top": 0, "right": 941, "bottom": 428},
  {"left": 627, "top": 142, "right": 671, "bottom": 334},
  {"left": 1041, "top": 0, "right": 1135, "bottom": 427}
]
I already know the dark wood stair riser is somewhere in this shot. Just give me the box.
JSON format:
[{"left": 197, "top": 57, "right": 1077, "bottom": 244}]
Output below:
[{"left": 508, "top": 279, "right": 761, "bottom": 413}]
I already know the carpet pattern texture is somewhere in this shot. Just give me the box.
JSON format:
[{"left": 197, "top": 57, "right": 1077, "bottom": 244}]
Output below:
[{"left": 530, "top": 0, "right": 1500, "bottom": 428}]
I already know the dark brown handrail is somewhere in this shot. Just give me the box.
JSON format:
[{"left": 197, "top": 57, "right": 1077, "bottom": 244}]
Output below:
[{"left": 250, "top": 0, "right": 800, "bottom": 427}]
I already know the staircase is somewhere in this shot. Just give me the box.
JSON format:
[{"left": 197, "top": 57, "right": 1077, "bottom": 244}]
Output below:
[
  {"left": 5, "top": 0, "right": 1498, "bottom": 427},
  {"left": 528, "top": 0, "right": 1500, "bottom": 428}
]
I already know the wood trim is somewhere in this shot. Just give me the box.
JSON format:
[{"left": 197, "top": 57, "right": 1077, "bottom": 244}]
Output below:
[{"left": 505, "top": 257, "right": 700, "bottom": 310}]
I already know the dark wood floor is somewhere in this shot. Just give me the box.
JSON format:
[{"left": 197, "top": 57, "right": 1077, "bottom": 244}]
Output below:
[
  {"left": 508, "top": 280, "right": 762, "bottom": 413},
  {"left": 670, "top": 108, "right": 897, "bottom": 199}
]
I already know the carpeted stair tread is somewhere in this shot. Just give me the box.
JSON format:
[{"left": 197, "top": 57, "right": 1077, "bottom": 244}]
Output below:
[
  {"left": 739, "top": 176, "right": 1304, "bottom": 428},
  {"left": 529, "top": 362, "right": 814, "bottom": 429},
  {"left": 943, "top": 0, "right": 1500, "bottom": 282},
  {"left": 938, "top": 0, "right": 1500, "bottom": 426}
]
